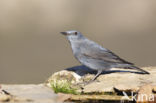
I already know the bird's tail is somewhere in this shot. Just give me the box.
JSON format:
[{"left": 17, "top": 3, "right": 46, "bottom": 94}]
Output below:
[{"left": 129, "top": 66, "right": 150, "bottom": 74}]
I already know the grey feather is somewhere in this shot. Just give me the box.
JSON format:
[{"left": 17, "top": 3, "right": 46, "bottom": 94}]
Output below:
[{"left": 61, "top": 30, "right": 150, "bottom": 81}]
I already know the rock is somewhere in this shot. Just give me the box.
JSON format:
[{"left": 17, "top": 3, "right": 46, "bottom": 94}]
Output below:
[
  {"left": 1, "top": 84, "right": 58, "bottom": 103},
  {"left": 46, "top": 66, "right": 156, "bottom": 102},
  {"left": 0, "top": 94, "right": 12, "bottom": 102},
  {"left": 57, "top": 93, "right": 72, "bottom": 102},
  {"left": 153, "top": 86, "right": 156, "bottom": 93},
  {"left": 0, "top": 87, "right": 12, "bottom": 102},
  {"left": 137, "top": 84, "right": 156, "bottom": 103}
]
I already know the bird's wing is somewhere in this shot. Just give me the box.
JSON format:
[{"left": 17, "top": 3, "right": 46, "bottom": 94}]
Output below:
[{"left": 82, "top": 47, "right": 133, "bottom": 65}]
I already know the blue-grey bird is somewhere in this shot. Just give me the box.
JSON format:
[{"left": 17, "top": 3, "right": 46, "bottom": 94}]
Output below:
[{"left": 60, "top": 30, "right": 149, "bottom": 81}]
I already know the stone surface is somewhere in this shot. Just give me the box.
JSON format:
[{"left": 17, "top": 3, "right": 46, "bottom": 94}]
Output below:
[
  {"left": 47, "top": 66, "right": 156, "bottom": 102},
  {"left": 47, "top": 66, "right": 156, "bottom": 93},
  {"left": 0, "top": 66, "right": 155, "bottom": 103},
  {"left": 0, "top": 84, "right": 58, "bottom": 103},
  {"left": 83, "top": 67, "right": 156, "bottom": 93},
  {"left": 137, "top": 84, "right": 156, "bottom": 103}
]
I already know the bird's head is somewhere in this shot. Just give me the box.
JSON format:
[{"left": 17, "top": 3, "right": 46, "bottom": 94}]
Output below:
[{"left": 60, "top": 30, "right": 84, "bottom": 41}]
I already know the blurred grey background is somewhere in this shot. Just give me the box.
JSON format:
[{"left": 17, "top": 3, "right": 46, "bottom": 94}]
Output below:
[{"left": 0, "top": 0, "right": 156, "bottom": 83}]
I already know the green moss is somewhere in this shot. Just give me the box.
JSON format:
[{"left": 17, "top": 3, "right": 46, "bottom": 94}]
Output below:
[{"left": 50, "top": 79, "right": 79, "bottom": 95}]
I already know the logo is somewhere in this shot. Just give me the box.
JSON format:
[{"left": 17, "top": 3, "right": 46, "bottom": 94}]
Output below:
[{"left": 120, "top": 91, "right": 154, "bottom": 103}]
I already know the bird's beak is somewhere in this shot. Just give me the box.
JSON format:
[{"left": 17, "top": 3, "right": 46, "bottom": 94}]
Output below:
[{"left": 60, "top": 32, "right": 68, "bottom": 36}]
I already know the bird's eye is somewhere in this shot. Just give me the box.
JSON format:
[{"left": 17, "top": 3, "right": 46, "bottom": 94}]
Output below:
[{"left": 75, "top": 32, "right": 77, "bottom": 35}]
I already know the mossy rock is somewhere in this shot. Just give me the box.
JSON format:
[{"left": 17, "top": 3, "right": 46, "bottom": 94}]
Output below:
[{"left": 46, "top": 66, "right": 156, "bottom": 102}]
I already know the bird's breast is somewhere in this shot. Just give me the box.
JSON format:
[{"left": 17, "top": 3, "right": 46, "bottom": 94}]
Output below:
[{"left": 70, "top": 42, "right": 82, "bottom": 58}]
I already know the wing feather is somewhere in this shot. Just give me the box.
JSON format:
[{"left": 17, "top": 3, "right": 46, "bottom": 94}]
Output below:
[{"left": 82, "top": 48, "right": 133, "bottom": 65}]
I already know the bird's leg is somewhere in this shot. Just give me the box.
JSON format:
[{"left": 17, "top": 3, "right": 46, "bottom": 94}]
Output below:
[
  {"left": 81, "top": 70, "right": 103, "bottom": 85},
  {"left": 91, "top": 69, "right": 102, "bottom": 81}
]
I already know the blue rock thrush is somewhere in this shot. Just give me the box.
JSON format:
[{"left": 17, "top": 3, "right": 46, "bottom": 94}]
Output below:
[{"left": 60, "top": 30, "right": 149, "bottom": 82}]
